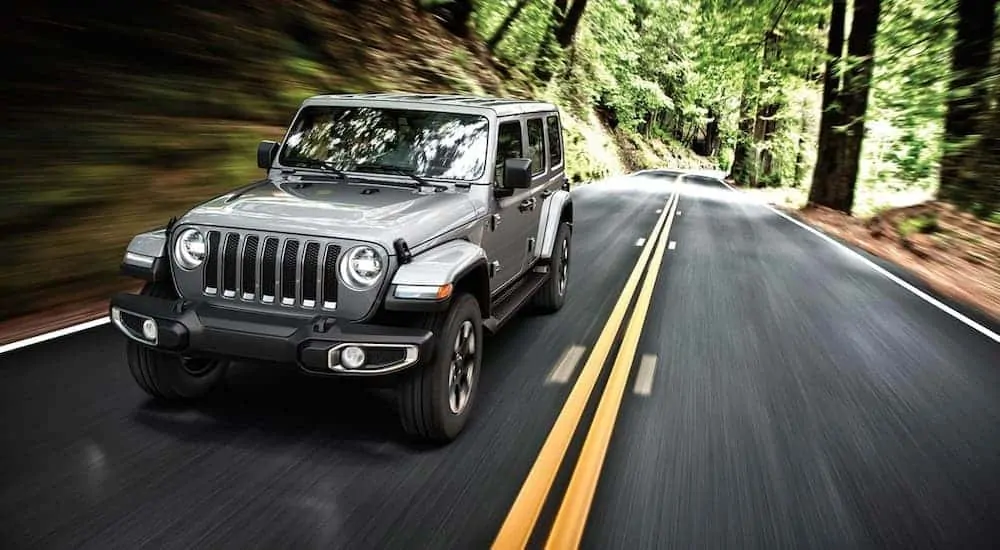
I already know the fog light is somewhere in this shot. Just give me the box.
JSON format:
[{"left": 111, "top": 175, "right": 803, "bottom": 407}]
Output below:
[
  {"left": 141, "top": 318, "right": 158, "bottom": 342},
  {"left": 341, "top": 346, "right": 366, "bottom": 369}
]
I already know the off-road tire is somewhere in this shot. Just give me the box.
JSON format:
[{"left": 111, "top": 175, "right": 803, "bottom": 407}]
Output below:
[
  {"left": 533, "top": 222, "right": 571, "bottom": 312},
  {"left": 126, "top": 281, "right": 227, "bottom": 400},
  {"left": 397, "top": 293, "right": 483, "bottom": 442}
]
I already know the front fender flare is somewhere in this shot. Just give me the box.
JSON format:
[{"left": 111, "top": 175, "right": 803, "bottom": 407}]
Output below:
[
  {"left": 121, "top": 229, "right": 170, "bottom": 282},
  {"left": 536, "top": 190, "right": 573, "bottom": 261},
  {"left": 385, "top": 240, "right": 488, "bottom": 313}
]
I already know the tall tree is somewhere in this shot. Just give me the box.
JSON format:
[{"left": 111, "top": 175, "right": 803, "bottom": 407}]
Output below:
[
  {"left": 976, "top": 78, "right": 1000, "bottom": 215},
  {"left": 729, "top": 75, "right": 759, "bottom": 183},
  {"left": 534, "top": 0, "right": 590, "bottom": 83},
  {"left": 809, "top": 0, "right": 881, "bottom": 214},
  {"left": 752, "top": 29, "right": 784, "bottom": 185},
  {"left": 432, "top": 0, "right": 474, "bottom": 37},
  {"left": 533, "top": 0, "right": 568, "bottom": 81},
  {"left": 487, "top": 0, "right": 533, "bottom": 51},
  {"left": 937, "top": 0, "right": 998, "bottom": 210},
  {"left": 555, "top": 0, "right": 589, "bottom": 48},
  {"left": 808, "top": 0, "right": 847, "bottom": 200}
]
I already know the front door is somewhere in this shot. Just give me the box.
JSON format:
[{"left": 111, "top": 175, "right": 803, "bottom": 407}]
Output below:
[{"left": 483, "top": 120, "right": 530, "bottom": 292}]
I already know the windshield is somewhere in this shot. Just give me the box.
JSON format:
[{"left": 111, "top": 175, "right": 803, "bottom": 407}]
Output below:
[{"left": 278, "top": 106, "right": 490, "bottom": 181}]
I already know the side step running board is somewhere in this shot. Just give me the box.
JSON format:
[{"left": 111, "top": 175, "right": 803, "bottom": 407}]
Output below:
[{"left": 484, "top": 272, "right": 549, "bottom": 333}]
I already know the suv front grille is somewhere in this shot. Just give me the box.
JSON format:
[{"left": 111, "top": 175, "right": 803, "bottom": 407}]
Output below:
[{"left": 202, "top": 230, "right": 340, "bottom": 310}]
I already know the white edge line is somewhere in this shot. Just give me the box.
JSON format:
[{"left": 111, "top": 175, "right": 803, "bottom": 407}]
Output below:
[
  {"left": 0, "top": 316, "right": 112, "bottom": 355},
  {"left": 635, "top": 237, "right": 647, "bottom": 247},
  {"left": 712, "top": 175, "right": 1000, "bottom": 345},
  {"left": 668, "top": 241, "right": 677, "bottom": 250}
]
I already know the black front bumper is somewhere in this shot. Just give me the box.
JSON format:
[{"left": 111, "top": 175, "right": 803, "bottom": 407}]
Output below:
[{"left": 109, "top": 292, "right": 433, "bottom": 376}]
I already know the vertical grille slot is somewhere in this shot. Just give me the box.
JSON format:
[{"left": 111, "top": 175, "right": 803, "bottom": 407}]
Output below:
[
  {"left": 204, "top": 231, "right": 220, "bottom": 294},
  {"left": 261, "top": 237, "right": 279, "bottom": 303},
  {"left": 323, "top": 244, "right": 341, "bottom": 309},
  {"left": 221, "top": 232, "right": 239, "bottom": 297},
  {"left": 302, "top": 242, "right": 320, "bottom": 307},
  {"left": 241, "top": 235, "right": 259, "bottom": 299},
  {"left": 281, "top": 240, "right": 300, "bottom": 305}
]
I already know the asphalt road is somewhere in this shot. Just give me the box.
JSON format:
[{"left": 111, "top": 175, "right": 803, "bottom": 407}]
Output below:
[{"left": 2, "top": 173, "right": 999, "bottom": 549}]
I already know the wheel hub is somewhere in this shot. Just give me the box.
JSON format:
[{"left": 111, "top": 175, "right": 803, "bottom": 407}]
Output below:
[
  {"left": 558, "top": 237, "right": 570, "bottom": 295},
  {"left": 448, "top": 320, "right": 476, "bottom": 414}
]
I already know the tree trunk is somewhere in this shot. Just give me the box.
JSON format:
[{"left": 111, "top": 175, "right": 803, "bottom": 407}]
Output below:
[
  {"left": 753, "top": 31, "right": 783, "bottom": 185},
  {"left": 755, "top": 102, "right": 780, "bottom": 186},
  {"left": 534, "top": 0, "right": 588, "bottom": 83},
  {"left": 675, "top": 117, "right": 686, "bottom": 141},
  {"left": 794, "top": 94, "right": 810, "bottom": 185},
  {"left": 938, "top": 0, "right": 998, "bottom": 209},
  {"left": 809, "top": 0, "right": 881, "bottom": 214},
  {"left": 687, "top": 125, "right": 698, "bottom": 146},
  {"left": 729, "top": 77, "right": 758, "bottom": 184},
  {"left": 487, "top": 0, "right": 532, "bottom": 51},
  {"left": 555, "top": 0, "right": 588, "bottom": 48},
  {"left": 434, "top": 0, "right": 474, "bottom": 37},
  {"left": 705, "top": 108, "right": 720, "bottom": 157},
  {"left": 976, "top": 93, "right": 1000, "bottom": 215},
  {"left": 807, "top": 0, "right": 847, "bottom": 208},
  {"left": 533, "top": 0, "right": 568, "bottom": 82}
]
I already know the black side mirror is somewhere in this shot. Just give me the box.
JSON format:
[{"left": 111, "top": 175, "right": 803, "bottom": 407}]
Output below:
[
  {"left": 503, "top": 158, "right": 532, "bottom": 190},
  {"left": 257, "top": 140, "right": 279, "bottom": 169}
]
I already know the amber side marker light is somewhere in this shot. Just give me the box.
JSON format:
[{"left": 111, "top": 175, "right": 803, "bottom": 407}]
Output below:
[{"left": 394, "top": 283, "right": 453, "bottom": 300}]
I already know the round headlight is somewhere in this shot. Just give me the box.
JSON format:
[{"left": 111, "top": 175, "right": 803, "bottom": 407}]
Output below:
[
  {"left": 340, "top": 246, "right": 383, "bottom": 290},
  {"left": 174, "top": 228, "right": 206, "bottom": 270}
]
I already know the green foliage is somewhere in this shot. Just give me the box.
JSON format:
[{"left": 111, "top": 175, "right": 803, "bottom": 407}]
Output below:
[
  {"left": 897, "top": 213, "right": 941, "bottom": 236},
  {"left": 856, "top": 0, "right": 955, "bottom": 196},
  {"left": 887, "top": 129, "right": 937, "bottom": 183}
]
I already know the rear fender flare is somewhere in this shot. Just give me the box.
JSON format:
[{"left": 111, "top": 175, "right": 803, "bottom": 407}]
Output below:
[{"left": 536, "top": 190, "right": 573, "bottom": 261}]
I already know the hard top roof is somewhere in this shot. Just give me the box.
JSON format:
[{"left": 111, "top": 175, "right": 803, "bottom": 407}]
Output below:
[{"left": 305, "top": 92, "right": 558, "bottom": 117}]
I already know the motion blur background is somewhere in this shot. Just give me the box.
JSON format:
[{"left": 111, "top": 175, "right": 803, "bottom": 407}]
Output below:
[{"left": 2, "top": 0, "right": 998, "bottom": 325}]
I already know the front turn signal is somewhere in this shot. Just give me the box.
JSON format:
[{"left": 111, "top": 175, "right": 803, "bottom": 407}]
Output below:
[{"left": 395, "top": 283, "right": 453, "bottom": 300}]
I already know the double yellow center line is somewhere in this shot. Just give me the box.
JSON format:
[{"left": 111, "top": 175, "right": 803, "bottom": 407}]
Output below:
[{"left": 493, "top": 188, "right": 681, "bottom": 549}]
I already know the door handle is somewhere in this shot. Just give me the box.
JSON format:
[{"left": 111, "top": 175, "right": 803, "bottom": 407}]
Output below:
[{"left": 519, "top": 198, "right": 536, "bottom": 212}]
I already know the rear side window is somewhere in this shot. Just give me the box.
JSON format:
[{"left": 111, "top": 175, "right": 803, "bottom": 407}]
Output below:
[
  {"left": 546, "top": 115, "right": 563, "bottom": 168},
  {"left": 527, "top": 118, "right": 545, "bottom": 176},
  {"left": 495, "top": 121, "right": 524, "bottom": 186}
]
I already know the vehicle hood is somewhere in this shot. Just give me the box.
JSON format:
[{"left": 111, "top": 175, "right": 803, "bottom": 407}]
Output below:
[{"left": 178, "top": 178, "right": 485, "bottom": 252}]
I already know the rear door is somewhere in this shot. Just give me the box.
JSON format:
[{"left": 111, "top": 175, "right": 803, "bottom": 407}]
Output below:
[{"left": 521, "top": 116, "right": 551, "bottom": 270}]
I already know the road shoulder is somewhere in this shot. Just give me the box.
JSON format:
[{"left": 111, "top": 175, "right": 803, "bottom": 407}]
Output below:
[{"left": 778, "top": 205, "right": 1000, "bottom": 330}]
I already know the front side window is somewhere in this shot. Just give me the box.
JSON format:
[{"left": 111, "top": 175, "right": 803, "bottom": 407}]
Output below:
[
  {"left": 527, "top": 118, "right": 545, "bottom": 176},
  {"left": 279, "top": 106, "right": 490, "bottom": 181},
  {"left": 494, "top": 121, "right": 524, "bottom": 186},
  {"left": 546, "top": 114, "right": 563, "bottom": 167}
]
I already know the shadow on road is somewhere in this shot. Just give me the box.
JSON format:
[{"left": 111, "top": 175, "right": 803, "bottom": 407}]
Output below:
[{"left": 129, "top": 314, "right": 532, "bottom": 454}]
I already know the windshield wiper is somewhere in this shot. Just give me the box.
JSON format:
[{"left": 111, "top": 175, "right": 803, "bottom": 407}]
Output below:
[
  {"left": 282, "top": 159, "right": 348, "bottom": 179},
  {"left": 354, "top": 163, "right": 448, "bottom": 192}
]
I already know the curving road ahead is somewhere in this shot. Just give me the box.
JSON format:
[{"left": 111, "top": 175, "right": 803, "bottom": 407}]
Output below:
[{"left": 2, "top": 172, "right": 999, "bottom": 549}]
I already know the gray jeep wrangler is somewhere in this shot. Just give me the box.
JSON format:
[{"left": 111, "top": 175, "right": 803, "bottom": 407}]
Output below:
[{"left": 110, "top": 93, "right": 573, "bottom": 442}]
